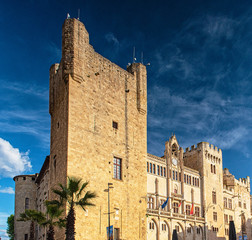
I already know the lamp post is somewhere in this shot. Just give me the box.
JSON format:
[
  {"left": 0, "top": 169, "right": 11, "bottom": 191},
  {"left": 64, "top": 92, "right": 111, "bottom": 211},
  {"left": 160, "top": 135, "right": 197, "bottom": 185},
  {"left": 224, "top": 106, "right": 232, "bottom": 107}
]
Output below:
[{"left": 104, "top": 183, "right": 114, "bottom": 240}]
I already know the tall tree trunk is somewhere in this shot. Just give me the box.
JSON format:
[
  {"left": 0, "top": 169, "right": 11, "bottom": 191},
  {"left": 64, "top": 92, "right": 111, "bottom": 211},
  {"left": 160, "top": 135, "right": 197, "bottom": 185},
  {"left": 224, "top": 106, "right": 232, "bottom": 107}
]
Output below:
[
  {"left": 47, "top": 224, "right": 55, "bottom": 240},
  {"left": 29, "top": 221, "right": 35, "bottom": 240},
  {"left": 66, "top": 207, "right": 75, "bottom": 240}
]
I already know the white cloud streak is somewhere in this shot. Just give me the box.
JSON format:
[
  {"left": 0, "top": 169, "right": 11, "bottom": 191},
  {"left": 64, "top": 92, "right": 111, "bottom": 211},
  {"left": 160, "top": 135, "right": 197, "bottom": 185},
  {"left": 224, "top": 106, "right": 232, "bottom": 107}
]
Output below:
[
  {"left": 0, "top": 186, "right": 14, "bottom": 194},
  {"left": 105, "top": 32, "right": 119, "bottom": 46}
]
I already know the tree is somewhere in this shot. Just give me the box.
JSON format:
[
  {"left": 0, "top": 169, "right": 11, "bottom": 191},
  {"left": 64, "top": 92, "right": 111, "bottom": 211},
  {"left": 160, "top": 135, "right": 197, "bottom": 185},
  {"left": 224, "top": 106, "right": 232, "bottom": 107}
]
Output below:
[
  {"left": 51, "top": 177, "right": 96, "bottom": 240},
  {"left": 41, "top": 201, "right": 66, "bottom": 240},
  {"left": 7, "top": 214, "right": 14, "bottom": 240},
  {"left": 18, "top": 202, "right": 65, "bottom": 240},
  {"left": 18, "top": 210, "right": 40, "bottom": 240}
]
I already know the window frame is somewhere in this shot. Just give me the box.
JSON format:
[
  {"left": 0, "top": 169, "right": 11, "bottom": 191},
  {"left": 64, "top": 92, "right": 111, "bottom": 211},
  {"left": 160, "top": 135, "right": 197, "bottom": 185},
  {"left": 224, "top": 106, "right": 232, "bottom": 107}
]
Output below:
[{"left": 113, "top": 157, "right": 122, "bottom": 180}]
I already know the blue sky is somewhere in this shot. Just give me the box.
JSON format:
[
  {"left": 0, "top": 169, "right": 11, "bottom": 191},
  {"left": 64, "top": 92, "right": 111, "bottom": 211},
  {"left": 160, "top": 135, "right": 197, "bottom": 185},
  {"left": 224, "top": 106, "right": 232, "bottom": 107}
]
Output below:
[{"left": 1, "top": 0, "right": 252, "bottom": 238}]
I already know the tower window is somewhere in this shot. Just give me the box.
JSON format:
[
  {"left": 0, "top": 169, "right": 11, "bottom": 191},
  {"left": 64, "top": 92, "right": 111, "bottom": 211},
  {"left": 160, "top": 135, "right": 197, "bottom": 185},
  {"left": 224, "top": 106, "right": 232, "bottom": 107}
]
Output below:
[
  {"left": 153, "top": 164, "right": 156, "bottom": 174},
  {"left": 195, "top": 207, "right": 200, "bottom": 217},
  {"left": 148, "top": 197, "right": 154, "bottom": 209},
  {"left": 113, "top": 157, "right": 122, "bottom": 180},
  {"left": 224, "top": 214, "right": 228, "bottom": 224},
  {"left": 25, "top": 198, "right": 29, "bottom": 210},
  {"left": 228, "top": 199, "right": 232, "bottom": 209},
  {"left": 213, "top": 212, "right": 217, "bottom": 221},
  {"left": 173, "top": 202, "right": 179, "bottom": 213},
  {"left": 112, "top": 121, "right": 118, "bottom": 129},
  {"left": 224, "top": 197, "right": 227, "bottom": 208},
  {"left": 212, "top": 191, "right": 216, "bottom": 204},
  {"left": 186, "top": 205, "right": 190, "bottom": 215}
]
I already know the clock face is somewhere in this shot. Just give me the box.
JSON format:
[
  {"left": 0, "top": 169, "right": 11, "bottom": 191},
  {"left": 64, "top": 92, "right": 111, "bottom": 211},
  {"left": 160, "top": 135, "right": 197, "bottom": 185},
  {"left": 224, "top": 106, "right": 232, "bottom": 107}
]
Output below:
[{"left": 172, "top": 158, "right": 178, "bottom": 166}]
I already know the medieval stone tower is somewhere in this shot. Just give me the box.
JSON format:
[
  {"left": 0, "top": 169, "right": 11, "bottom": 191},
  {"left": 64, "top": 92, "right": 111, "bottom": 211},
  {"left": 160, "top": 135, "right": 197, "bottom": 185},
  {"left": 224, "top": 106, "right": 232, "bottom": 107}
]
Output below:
[
  {"left": 49, "top": 18, "right": 147, "bottom": 240},
  {"left": 13, "top": 174, "right": 37, "bottom": 240},
  {"left": 184, "top": 143, "right": 224, "bottom": 239}
]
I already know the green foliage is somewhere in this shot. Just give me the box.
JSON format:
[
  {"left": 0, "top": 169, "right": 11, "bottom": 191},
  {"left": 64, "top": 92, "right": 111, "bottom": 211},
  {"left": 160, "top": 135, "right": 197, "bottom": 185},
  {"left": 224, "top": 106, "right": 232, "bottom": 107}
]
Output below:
[
  {"left": 51, "top": 177, "right": 96, "bottom": 240},
  {"left": 18, "top": 202, "right": 65, "bottom": 240},
  {"left": 7, "top": 214, "right": 14, "bottom": 240}
]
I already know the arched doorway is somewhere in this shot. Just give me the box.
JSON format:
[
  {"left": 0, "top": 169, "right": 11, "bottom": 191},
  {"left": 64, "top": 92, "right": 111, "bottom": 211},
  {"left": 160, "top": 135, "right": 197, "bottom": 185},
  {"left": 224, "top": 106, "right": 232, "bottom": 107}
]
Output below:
[
  {"left": 147, "top": 218, "right": 159, "bottom": 240},
  {"left": 159, "top": 220, "right": 171, "bottom": 240},
  {"left": 174, "top": 222, "right": 184, "bottom": 240},
  {"left": 186, "top": 224, "right": 194, "bottom": 240}
]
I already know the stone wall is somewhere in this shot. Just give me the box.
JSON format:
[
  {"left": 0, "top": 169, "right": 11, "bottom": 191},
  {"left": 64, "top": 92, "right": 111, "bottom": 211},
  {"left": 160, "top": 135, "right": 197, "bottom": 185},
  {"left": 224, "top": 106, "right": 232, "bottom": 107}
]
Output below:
[
  {"left": 49, "top": 18, "right": 147, "bottom": 240},
  {"left": 13, "top": 175, "right": 37, "bottom": 240}
]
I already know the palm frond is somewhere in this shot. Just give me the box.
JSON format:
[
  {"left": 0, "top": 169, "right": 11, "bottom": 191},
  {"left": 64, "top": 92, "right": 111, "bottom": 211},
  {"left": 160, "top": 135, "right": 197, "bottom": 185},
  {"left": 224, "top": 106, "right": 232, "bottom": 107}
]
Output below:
[
  {"left": 67, "top": 177, "right": 82, "bottom": 196},
  {"left": 75, "top": 191, "right": 96, "bottom": 210},
  {"left": 76, "top": 181, "right": 89, "bottom": 200},
  {"left": 53, "top": 218, "right": 66, "bottom": 228},
  {"left": 18, "top": 210, "right": 46, "bottom": 224}
]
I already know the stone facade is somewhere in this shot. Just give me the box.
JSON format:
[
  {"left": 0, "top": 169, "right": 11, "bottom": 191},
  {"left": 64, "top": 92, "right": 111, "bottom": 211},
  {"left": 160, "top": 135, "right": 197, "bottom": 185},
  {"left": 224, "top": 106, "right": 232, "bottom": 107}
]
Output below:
[
  {"left": 13, "top": 18, "right": 252, "bottom": 240},
  {"left": 13, "top": 174, "right": 37, "bottom": 240},
  {"left": 35, "top": 156, "right": 50, "bottom": 240}
]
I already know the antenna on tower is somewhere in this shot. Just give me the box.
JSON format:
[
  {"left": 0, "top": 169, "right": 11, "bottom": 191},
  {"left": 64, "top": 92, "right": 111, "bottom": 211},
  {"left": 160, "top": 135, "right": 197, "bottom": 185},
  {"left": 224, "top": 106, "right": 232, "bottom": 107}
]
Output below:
[
  {"left": 141, "top": 52, "right": 144, "bottom": 64},
  {"left": 77, "top": 9, "right": 80, "bottom": 20},
  {"left": 133, "top": 47, "right": 136, "bottom": 63}
]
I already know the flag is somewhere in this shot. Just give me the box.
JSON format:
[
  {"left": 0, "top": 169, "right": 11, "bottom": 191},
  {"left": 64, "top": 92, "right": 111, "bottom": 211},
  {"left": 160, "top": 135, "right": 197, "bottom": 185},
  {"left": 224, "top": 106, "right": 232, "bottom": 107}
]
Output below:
[
  {"left": 161, "top": 197, "right": 169, "bottom": 209},
  {"left": 178, "top": 201, "right": 182, "bottom": 208},
  {"left": 190, "top": 204, "right": 194, "bottom": 215}
]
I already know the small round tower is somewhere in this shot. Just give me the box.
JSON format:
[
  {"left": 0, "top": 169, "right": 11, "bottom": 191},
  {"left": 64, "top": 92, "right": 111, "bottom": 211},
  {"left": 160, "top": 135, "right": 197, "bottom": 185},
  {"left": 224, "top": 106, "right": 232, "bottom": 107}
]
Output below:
[{"left": 13, "top": 174, "right": 37, "bottom": 240}]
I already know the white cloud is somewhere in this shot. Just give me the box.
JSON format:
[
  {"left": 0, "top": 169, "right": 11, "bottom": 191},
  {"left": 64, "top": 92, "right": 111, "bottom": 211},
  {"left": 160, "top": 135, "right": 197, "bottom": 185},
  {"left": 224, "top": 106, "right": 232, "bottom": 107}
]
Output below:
[
  {"left": 0, "top": 186, "right": 14, "bottom": 194},
  {"left": 105, "top": 33, "right": 119, "bottom": 46},
  {"left": 0, "top": 80, "right": 48, "bottom": 101},
  {"left": 0, "top": 138, "right": 32, "bottom": 178}
]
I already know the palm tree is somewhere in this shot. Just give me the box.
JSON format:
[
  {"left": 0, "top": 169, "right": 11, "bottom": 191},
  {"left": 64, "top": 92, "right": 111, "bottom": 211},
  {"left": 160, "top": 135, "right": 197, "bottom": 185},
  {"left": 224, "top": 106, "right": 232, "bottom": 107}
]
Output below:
[
  {"left": 41, "top": 201, "right": 66, "bottom": 240},
  {"left": 18, "top": 202, "right": 65, "bottom": 240},
  {"left": 51, "top": 177, "right": 96, "bottom": 240},
  {"left": 18, "top": 210, "right": 44, "bottom": 240}
]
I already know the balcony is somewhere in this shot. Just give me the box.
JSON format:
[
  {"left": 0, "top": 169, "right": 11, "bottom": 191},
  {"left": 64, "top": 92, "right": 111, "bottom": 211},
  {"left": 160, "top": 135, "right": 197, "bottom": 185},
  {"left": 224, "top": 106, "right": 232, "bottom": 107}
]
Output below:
[{"left": 147, "top": 208, "right": 205, "bottom": 222}]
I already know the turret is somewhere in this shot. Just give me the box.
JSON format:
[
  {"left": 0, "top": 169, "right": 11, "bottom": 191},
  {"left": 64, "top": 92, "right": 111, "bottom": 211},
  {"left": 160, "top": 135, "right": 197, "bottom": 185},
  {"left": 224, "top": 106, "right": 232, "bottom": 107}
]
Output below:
[{"left": 13, "top": 174, "right": 37, "bottom": 240}]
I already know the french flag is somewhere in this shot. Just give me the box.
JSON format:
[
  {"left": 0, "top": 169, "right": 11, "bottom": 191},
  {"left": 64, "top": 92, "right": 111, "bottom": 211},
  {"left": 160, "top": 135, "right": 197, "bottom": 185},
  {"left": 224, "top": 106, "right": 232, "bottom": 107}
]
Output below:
[{"left": 190, "top": 204, "right": 194, "bottom": 215}]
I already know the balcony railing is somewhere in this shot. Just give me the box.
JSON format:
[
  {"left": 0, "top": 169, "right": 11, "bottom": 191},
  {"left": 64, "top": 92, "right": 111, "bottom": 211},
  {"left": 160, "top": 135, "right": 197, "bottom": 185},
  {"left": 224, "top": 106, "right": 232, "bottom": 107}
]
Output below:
[{"left": 147, "top": 208, "right": 205, "bottom": 222}]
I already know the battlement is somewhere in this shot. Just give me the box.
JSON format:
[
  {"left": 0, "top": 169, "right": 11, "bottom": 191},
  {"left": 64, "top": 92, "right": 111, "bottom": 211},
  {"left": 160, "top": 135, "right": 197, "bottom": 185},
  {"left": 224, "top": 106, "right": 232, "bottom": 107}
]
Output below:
[
  {"left": 237, "top": 176, "right": 250, "bottom": 185},
  {"left": 184, "top": 142, "right": 222, "bottom": 154}
]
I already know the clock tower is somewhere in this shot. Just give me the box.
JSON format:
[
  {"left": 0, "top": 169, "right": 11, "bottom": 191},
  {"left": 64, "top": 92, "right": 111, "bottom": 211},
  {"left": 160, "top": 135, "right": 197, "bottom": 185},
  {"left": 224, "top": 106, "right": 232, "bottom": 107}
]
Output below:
[{"left": 164, "top": 135, "right": 185, "bottom": 212}]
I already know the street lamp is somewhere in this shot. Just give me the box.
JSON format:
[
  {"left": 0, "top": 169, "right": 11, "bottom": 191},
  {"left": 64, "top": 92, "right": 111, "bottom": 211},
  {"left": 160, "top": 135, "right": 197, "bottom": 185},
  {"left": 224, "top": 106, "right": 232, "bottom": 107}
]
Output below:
[{"left": 104, "top": 183, "right": 114, "bottom": 240}]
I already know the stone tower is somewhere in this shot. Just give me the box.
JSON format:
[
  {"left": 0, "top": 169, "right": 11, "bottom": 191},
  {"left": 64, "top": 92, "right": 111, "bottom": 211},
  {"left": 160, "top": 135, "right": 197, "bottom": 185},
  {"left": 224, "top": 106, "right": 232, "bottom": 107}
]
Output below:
[
  {"left": 184, "top": 142, "right": 224, "bottom": 239},
  {"left": 164, "top": 135, "right": 185, "bottom": 212},
  {"left": 49, "top": 18, "right": 147, "bottom": 240},
  {"left": 13, "top": 174, "right": 37, "bottom": 240}
]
